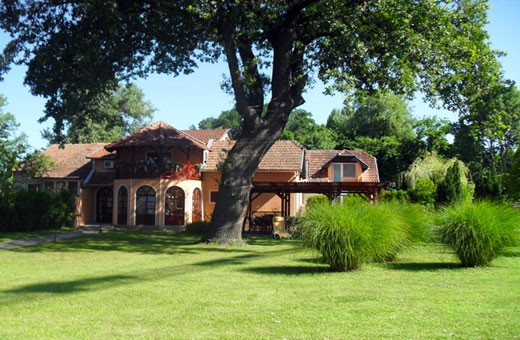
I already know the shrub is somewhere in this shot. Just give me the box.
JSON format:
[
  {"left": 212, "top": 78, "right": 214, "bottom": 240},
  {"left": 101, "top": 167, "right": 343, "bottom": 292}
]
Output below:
[
  {"left": 184, "top": 221, "right": 210, "bottom": 234},
  {"left": 381, "top": 190, "right": 409, "bottom": 203},
  {"left": 298, "top": 200, "right": 422, "bottom": 271},
  {"left": 0, "top": 189, "right": 75, "bottom": 232},
  {"left": 305, "top": 195, "right": 329, "bottom": 209},
  {"left": 409, "top": 179, "right": 436, "bottom": 206},
  {"left": 434, "top": 201, "right": 520, "bottom": 267}
]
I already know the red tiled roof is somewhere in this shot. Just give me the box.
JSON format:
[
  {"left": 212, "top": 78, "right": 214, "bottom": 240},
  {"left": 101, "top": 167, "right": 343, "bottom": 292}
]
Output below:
[
  {"left": 306, "top": 150, "right": 380, "bottom": 182},
  {"left": 40, "top": 143, "right": 106, "bottom": 179},
  {"left": 105, "top": 121, "right": 209, "bottom": 152},
  {"left": 182, "top": 129, "right": 231, "bottom": 144},
  {"left": 204, "top": 140, "right": 304, "bottom": 172},
  {"left": 87, "top": 148, "right": 115, "bottom": 160}
]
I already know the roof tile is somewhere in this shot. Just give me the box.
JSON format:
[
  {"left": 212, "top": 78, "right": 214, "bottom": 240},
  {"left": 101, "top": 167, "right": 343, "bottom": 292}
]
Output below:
[
  {"left": 40, "top": 143, "right": 106, "bottom": 179},
  {"left": 105, "top": 121, "right": 209, "bottom": 151}
]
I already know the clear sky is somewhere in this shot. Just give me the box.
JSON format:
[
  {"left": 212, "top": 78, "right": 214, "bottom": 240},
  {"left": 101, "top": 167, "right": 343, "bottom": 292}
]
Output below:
[{"left": 1, "top": 0, "right": 519, "bottom": 150}]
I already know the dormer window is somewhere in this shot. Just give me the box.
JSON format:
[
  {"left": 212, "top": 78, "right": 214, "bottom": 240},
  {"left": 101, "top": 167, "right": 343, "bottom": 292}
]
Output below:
[{"left": 333, "top": 163, "right": 356, "bottom": 182}]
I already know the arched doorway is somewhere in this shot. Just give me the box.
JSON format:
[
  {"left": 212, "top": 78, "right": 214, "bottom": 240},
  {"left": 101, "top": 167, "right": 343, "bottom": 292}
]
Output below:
[
  {"left": 136, "top": 186, "right": 156, "bottom": 225},
  {"left": 192, "top": 188, "right": 202, "bottom": 222},
  {"left": 165, "top": 186, "right": 185, "bottom": 225},
  {"left": 117, "top": 186, "right": 128, "bottom": 225},
  {"left": 96, "top": 187, "right": 113, "bottom": 224}
]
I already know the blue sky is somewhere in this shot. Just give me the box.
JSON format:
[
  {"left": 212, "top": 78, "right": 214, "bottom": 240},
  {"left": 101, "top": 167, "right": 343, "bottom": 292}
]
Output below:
[{"left": 1, "top": 0, "right": 519, "bottom": 150}]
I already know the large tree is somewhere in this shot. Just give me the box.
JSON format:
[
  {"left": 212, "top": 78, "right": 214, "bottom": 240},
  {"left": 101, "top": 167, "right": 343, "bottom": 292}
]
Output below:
[{"left": 1, "top": 0, "right": 500, "bottom": 243}]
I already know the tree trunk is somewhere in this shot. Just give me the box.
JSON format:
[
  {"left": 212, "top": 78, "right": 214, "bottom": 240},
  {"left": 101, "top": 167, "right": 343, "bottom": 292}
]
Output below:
[{"left": 204, "top": 119, "right": 286, "bottom": 244}]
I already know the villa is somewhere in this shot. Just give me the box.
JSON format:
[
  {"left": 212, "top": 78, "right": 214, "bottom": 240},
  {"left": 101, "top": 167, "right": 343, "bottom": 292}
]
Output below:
[{"left": 15, "top": 121, "right": 386, "bottom": 230}]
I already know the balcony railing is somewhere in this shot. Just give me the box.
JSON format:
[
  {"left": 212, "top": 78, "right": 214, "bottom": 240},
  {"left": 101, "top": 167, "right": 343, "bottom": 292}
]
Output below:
[{"left": 115, "top": 161, "right": 200, "bottom": 180}]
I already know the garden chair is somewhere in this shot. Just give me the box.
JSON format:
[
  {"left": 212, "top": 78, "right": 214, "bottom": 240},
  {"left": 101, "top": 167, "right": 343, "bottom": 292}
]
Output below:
[{"left": 272, "top": 216, "right": 291, "bottom": 239}]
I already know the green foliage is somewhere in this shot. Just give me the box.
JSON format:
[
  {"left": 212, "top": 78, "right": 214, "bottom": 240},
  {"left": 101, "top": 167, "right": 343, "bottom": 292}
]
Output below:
[
  {"left": 504, "top": 148, "right": 520, "bottom": 201},
  {"left": 42, "top": 83, "right": 155, "bottom": 143},
  {"left": 196, "top": 108, "right": 242, "bottom": 139},
  {"left": 1, "top": 1, "right": 500, "bottom": 145},
  {"left": 405, "top": 153, "right": 448, "bottom": 189},
  {"left": 280, "top": 109, "right": 337, "bottom": 150},
  {"left": 305, "top": 195, "right": 329, "bottom": 209},
  {"left": 409, "top": 179, "right": 437, "bottom": 206},
  {"left": 328, "top": 91, "right": 422, "bottom": 182},
  {"left": 434, "top": 201, "right": 520, "bottom": 267},
  {"left": 0, "top": 95, "right": 28, "bottom": 193},
  {"left": 381, "top": 190, "right": 410, "bottom": 203},
  {"left": 0, "top": 189, "right": 75, "bottom": 232},
  {"left": 437, "top": 161, "right": 469, "bottom": 204},
  {"left": 184, "top": 221, "right": 210, "bottom": 234},
  {"left": 414, "top": 116, "right": 452, "bottom": 155},
  {"left": 298, "top": 200, "right": 425, "bottom": 271}
]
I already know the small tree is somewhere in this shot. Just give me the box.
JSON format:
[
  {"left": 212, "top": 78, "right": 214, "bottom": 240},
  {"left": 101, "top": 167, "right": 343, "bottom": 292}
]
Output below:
[{"left": 437, "top": 161, "right": 473, "bottom": 205}]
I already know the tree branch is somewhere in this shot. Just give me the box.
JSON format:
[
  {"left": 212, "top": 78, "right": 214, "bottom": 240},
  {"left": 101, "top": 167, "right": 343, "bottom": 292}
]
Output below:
[{"left": 216, "top": 8, "right": 259, "bottom": 126}]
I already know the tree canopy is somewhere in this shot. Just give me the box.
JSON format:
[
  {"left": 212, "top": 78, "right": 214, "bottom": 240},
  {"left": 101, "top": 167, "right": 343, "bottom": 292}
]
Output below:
[
  {"left": 327, "top": 91, "right": 422, "bottom": 182},
  {"left": 42, "top": 83, "right": 155, "bottom": 144},
  {"left": 0, "top": 0, "right": 502, "bottom": 243}
]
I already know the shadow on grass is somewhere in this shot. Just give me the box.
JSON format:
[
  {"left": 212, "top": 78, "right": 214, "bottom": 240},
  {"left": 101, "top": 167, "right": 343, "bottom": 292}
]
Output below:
[
  {"left": 384, "top": 262, "right": 459, "bottom": 271},
  {"left": 241, "top": 265, "right": 329, "bottom": 275},
  {"left": 12, "top": 231, "right": 208, "bottom": 255},
  {"left": 194, "top": 253, "right": 260, "bottom": 266},
  {"left": 2, "top": 274, "right": 139, "bottom": 295}
]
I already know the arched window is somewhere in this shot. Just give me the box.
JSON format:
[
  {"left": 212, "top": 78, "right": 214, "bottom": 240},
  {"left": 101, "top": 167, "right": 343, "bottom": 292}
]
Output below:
[
  {"left": 136, "top": 186, "right": 156, "bottom": 225},
  {"left": 96, "top": 187, "right": 113, "bottom": 224},
  {"left": 117, "top": 186, "right": 128, "bottom": 225},
  {"left": 192, "top": 188, "right": 202, "bottom": 222},
  {"left": 165, "top": 186, "right": 185, "bottom": 225}
]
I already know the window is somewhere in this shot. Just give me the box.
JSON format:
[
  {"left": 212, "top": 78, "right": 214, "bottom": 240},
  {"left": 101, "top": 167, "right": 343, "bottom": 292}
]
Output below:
[
  {"left": 192, "top": 188, "right": 202, "bottom": 222},
  {"left": 210, "top": 191, "right": 219, "bottom": 203},
  {"left": 104, "top": 160, "right": 115, "bottom": 168},
  {"left": 56, "top": 181, "right": 66, "bottom": 192},
  {"left": 136, "top": 186, "right": 156, "bottom": 225},
  {"left": 117, "top": 186, "right": 128, "bottom": 225},
  {"left": 146, "top": 152, "right": 171, "bottom": 166},
  {"left": 28, "top": 184, "right": 41, "bottom": 192},
  {"left": 44, "top": 181, "right": 54, "bottom": 192},
  {"left": 333, "top": 163, "right": 356, "bottom": 182},
  {"left": 68, "top": 181, "right": 79, "bottom": 195}
]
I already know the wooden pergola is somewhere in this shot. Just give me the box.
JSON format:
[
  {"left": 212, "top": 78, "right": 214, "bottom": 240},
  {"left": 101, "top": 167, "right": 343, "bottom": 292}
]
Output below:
[{"left": 244, "top": 181, "right": 388, "bottom": 230}]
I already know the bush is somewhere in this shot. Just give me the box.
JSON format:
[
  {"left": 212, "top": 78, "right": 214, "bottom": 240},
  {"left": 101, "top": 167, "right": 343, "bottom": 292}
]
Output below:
[
  {"left": 434, "top": 201, "right": 520, "bottom": 267},
  {"left": 305, "top": 195, "right": 329, "bottom": 209},
  {"left": 184, "top": 221, "right": 210, "bottom": 234},
  {"left": 298, "top": 200, "right": 424, "bottom": 271},
  {"left": 0, "top": 189, "right": 75, "bottom": 232},
  {"left": 381, "top": 190, "right": 409, "bottom": 203},
  {"left": 409, "top": 179, "right": 436, "bottom": 206}
]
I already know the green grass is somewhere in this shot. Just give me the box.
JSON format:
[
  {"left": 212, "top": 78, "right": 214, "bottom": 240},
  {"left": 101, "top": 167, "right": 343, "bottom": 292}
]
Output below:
[
  {"left": 1, "top": 232, "right": 519, "bottom": 339},
  {"left": 0, "top": 227, "right": 75, "bottom": 242}
]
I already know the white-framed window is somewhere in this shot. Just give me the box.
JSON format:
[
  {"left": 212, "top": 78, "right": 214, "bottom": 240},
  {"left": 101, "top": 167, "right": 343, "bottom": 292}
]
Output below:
[{"left": 333, "top": 163, "right": 356, "bottom": 182}]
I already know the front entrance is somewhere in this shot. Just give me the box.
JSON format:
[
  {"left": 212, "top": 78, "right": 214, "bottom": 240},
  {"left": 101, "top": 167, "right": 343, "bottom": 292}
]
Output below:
[
  {"left": 96, "top": 187, "right": 113, "bottom": 224},
  {"left": 165, "top": 186, "right": 184, "bottom": 225}
]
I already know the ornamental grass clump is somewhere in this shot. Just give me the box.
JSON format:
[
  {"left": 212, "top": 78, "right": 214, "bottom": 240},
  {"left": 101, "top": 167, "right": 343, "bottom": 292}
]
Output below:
[
  {"left": 298, "top": 199, "right": 420, "bottom": 271},
  {"left": 434, "top": 201, "right": 520, "bottom": 267}
]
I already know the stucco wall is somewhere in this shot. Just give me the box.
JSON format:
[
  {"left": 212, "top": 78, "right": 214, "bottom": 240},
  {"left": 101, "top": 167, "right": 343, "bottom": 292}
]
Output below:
[
  {"left": 201, "top": 171, "right": 299, "bottom": 220},
  {"left": 112, "top": 178, "right": 202, "bottom": 226}
]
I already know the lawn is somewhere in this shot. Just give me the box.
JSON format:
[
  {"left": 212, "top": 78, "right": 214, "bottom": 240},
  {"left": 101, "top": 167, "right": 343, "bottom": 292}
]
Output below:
[
  {"left": 0, "top": 231, "right": 518, "bottom": 339},
  {"left": 0, "top": 227, "right": 74, "bottom": 242}
]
